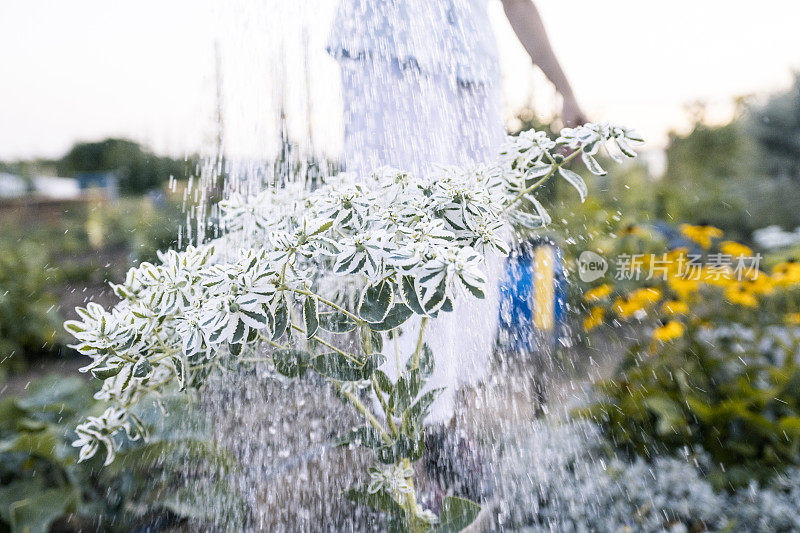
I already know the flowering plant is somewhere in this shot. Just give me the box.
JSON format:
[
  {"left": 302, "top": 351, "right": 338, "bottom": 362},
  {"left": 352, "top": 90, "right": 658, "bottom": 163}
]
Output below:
[
  {"left": 577, "top": 226, "right": 800, "bottom": 487},
  {"left": 65, "top": 123, "right": 640, "bottom": 530}
]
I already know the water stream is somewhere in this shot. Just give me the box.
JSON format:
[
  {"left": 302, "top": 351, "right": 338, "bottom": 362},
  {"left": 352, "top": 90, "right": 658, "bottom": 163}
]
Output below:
[{"left": 176, "top": 2, "right": 598, "bottom": 530}]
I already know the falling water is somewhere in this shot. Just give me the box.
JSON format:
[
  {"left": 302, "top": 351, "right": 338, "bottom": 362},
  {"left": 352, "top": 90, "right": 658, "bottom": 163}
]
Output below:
[{"left": 174, "top": 1, "right": 614, "bottom": 530}]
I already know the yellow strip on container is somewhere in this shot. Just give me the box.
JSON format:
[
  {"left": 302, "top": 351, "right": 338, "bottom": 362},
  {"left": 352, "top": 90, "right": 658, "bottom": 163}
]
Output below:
[{"left": 533, "top": 245, "right": 555, "bottom": 331}]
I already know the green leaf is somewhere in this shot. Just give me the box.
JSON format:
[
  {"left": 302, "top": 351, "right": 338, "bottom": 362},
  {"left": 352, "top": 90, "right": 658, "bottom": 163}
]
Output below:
[
  {"left": 91, "top": 364, "right": 123, "bottom": 380},
  {"left": 132, "top": 357, "right": 153, "bottom": 378},
  {"left": 359, "top": 281, "right": 394, "bottom": 322},
  {"left": 392, "top": 370, "right": 421, "bottom": 413},
  {"left": 374, "top": 370, "right": 394, "bottom": 394},
  {"left": 312, "top": 352, "right": 385, "bottom": 382},
  {"left": 309, "top": 219, "right": 333, "bottom": 236},
  {"left": 303, "top": 295, "right": 319, "bottom": 338},
  {"left": 436, "top": 496, "right": 481, "bottom": 532},
  {"left": 558, "top": 167, "right": 588, "bottom": 202},
  {"left": 581, "top": 152, "right": 606, "bottom": 176},
  {"left": 7, "top": 486, "right": 77, "bottom": 533},
  {"left": 368, "top": 303, "right": 413, "bottom": 332},
  {"left": 272, "top": 296, "right": 289, "bottom": 341},
  {"left": 272, "top": 349, "right": 310, "bottom": 378},
  {"left": 319, "top": 311, "right": 357, "bottom": 333},
  {"left": 407, "top": 343, "right": 435, "bottom": 379},
  {"left": 171, "top": 355, "right": 186, "bottom": 390},
  {"left": 371, "top": 330, "right": 384, "bottom": 353},
  {"left": 0, "top": 431, "right": 60, "bottom": 463},
  {"left": 344, "top": 486, "right": 403, "bottom": 516},
  {"left": 400, "top": 275, "right": 425, "bottom": 315},
  {"left": 403, "top": 388, "right": 443, "bottom": 429},
  {"left": 778, "top": 416, "right": 800, "bottom": 436},
  {"left": 422, "top": 278, "right": 447, "bottom": 314},
  {"left": 643, "top": 396, "right": 685, "bottom": 435}
]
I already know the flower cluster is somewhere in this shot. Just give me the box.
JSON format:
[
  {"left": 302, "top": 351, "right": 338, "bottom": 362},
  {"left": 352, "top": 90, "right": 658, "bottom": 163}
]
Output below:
[{"left": 581, "top": 224, "right": 800, "bottom": 346}]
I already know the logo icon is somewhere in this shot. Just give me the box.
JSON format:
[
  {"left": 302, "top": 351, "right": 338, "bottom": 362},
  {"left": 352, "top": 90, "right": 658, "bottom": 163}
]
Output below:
[{"left": 578, "top": 251, "right": 608, "bottom": 282}]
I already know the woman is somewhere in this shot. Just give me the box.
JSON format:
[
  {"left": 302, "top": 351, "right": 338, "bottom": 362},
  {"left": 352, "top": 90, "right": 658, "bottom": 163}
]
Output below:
[{"left": 327, "top": 0, "right": 585, "bottom": 486}]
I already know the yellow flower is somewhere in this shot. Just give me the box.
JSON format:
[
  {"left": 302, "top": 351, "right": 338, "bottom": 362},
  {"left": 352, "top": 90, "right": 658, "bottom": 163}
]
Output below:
[
  {"left": 662, "top": 300, "right": 689, "bottom": 315},
  {"left": 719, "top": 241, "right": 753, "bottom": 257},
  {"left": 614, "top": 296, "right": 645, "bottom": 318},
  {"left": 583, "top": 284, "right": 612, "bottom": 302},
  {"left": 772, "top": 260, "right": 800, "bottom": 287},
  {"left": 631, "top": 287, "right": 662, "bottom": 306},
  {"left": 653, "top": 320, "right": 685, "bottom": 342},
  {"left": 583, "top": 306, "right": 605, "bottom": 331},
  {"left": 668, "top": 275, "right": 699, "bottom": 300},
  {"left": 725, "top": 283, "right": 758, "bottom": 307},
  {"left": 680, "top": 223, "right": 723, "bottom": 249},
  {"left": 785, "top": 313, "right": 800, "bottom": 325},
  {"left": 744, "top": 274, "right": 774, "bottom": 296}
]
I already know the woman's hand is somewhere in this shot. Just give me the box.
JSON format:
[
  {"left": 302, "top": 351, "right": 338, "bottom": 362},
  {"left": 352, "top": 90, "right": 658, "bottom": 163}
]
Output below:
[{"left": 562, "top": 94, "right": 588, "bottom": 127}]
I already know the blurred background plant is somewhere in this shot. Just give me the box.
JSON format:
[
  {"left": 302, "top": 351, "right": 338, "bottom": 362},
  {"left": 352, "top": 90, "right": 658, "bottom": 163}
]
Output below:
[
  {"left": 0, "top": 139, "right": 187, "bottom": 379},
  {"left": 0, "top": 374, "right": 237, "bottom": 532},
  {"left": 573, "top": 225, "right": 800, "bottom": 489}
]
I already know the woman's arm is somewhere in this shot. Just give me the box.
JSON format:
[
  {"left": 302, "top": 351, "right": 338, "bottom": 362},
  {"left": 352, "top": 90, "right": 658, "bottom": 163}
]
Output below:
[{"left": 500, "top": 0, "right": 587, "bottom": 125}]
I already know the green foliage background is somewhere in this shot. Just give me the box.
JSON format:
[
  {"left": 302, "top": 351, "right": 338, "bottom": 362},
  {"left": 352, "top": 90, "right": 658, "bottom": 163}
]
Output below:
[{"left": 0, "top": 374, "right": 234, "bottom": 532}]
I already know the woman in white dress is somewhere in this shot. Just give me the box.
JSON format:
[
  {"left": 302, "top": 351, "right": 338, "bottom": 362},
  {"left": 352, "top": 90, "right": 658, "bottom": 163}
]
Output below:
[{"left": 328, "top": 0, "right": 585, "bottom": 499}]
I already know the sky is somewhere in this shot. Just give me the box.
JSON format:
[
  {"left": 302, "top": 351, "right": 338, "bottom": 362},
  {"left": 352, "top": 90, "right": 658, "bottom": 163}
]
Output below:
[{"left": 1, "top": 0, "right": 799, "bottom": 161}]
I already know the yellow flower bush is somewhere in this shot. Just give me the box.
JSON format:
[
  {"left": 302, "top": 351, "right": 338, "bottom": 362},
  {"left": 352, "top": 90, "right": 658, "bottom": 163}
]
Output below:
[
  {"left": 580, "top": 224, "right": 800, "bottom": 345},
  {"left": 772, "top": 259, "right": 800, "bottom": 286},
  {"left": 576, "top": 225, "right": 800, "bottom": 489},
  {"left": 724, "top": 283, "right": 758, "bottom": 307},
  {"left": 720, "top": 240, "right": 753, "bottom": 257}
]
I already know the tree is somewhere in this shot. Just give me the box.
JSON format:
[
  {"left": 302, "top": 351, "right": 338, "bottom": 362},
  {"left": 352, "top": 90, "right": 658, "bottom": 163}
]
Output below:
[
  {"left": 57, "top": 138, "right": 193, "bottom": 195},
  {"left": 748, "top": 72, "right": 800, "bottom": 180}
]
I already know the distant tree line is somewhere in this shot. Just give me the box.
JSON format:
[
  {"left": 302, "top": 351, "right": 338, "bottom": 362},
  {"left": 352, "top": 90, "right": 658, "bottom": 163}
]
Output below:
[
  {"left": 1, "top": 139, "right": 199, "bottom": 196},
  {"left": 660, "top": 73, "right": 800, "bottom": 238},
  {"left": 57, "top": 138, "right": 198, "bottom": 195}
]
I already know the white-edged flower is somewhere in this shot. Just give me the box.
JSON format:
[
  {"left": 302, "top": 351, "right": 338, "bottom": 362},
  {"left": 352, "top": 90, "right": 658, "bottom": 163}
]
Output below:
[
  {"left": 368, "top": 463, "right": 415, "bottom": 495},
  {"left": 72, "top": 407, "right": 134, "bottom": 465},
  {"left": 334, "top": 230, "right": 395, "bottom": 280}
]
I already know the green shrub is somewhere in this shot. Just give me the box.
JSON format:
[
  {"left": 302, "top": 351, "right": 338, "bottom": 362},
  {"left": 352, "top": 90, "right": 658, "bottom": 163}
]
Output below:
[
  {"left": 0, "top": 241, "right": 62, "bottom": 373},
  {"left": 579, "top": 322, "right": 800, "bottom": 489},
  {"left": 0, "top": 374, "right": 234, "bottom": 532},
  {"left": 0, "top": 197, "right": 184, "bottom": 373}
]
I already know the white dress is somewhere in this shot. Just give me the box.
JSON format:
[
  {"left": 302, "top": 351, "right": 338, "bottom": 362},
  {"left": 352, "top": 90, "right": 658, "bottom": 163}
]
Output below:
[{"left": 330, "top": 0, "right": 506, "bottom": 424}]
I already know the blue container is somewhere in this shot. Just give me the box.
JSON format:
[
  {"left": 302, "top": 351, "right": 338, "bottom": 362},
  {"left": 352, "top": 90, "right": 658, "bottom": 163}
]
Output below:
[{"left": 498, "top": 238, "right": 567, "bottom": 351}]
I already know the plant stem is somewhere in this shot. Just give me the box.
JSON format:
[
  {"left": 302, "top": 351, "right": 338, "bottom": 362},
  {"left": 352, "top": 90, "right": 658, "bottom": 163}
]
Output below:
[
  {"left": 397, "top": 458, "right": 426, "bottom": 532},
  {"left": 238, "top": 357, "right": 274, "bottom": 364},
  {"left": 333, "top": 381, "right": 393, "bottom": 445},
  {"left": 411, "top": 318, "right": 428, "bottom": 369},
  {"left": 263, "top": 337, "right": 289, "bottom": 351},
  {"left": 394, "top": 332, "right": 401, "bottom": 375},
  {"left": 289, "top": 323, "right": 363, "bottom": 365},
  {"left": 504, "top": 149, "right": 581, "bottom": 212},
  {"left": 372, "top": 376, "right": 398, "bottom": 437}
]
